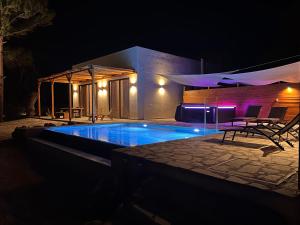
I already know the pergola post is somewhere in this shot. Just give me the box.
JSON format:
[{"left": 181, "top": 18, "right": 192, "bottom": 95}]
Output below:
[
  {"left": 37, "top": 81, "right": 41, "bottom": 117},
  {"left": 89, "top": 65, "right": 96, "bottom": 124},
  {"left": 66, "top": 73, "right": 73, "bottom": 123},
  {"left": 51, "top": 79, "right": 55, "bottom": 118}
]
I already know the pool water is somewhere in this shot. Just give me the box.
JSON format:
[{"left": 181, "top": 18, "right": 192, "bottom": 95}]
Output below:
[{"left": 47, "top": 123, "right": 220, "bottom": 147}]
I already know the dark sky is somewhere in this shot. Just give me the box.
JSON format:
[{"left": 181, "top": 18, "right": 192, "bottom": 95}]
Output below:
[{"left": 10, "top": 0, "right": 300, "bottom": 75}]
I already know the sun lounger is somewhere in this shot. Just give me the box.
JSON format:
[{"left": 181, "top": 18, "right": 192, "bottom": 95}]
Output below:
[
  {"left": 231, "top": 105, "right": 262, "bottom": 126},
  {"left": 221, "top": 113, "right": 300, "bottom": 150},
  {"left": 254, "top": 107, "right": 287, "bottom": 125}
]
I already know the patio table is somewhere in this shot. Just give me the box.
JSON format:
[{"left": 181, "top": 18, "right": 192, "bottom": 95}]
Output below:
[{"left": 60, "top": 107, "right": 84, "bottom": 118}]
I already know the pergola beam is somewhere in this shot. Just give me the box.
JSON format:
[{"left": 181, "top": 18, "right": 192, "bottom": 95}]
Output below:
[{"left": 37, "top": 64, "right": 135, "bottom": 84}]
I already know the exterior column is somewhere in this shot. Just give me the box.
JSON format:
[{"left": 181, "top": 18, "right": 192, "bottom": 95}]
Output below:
[
  {"left": 37, "top": 81, "right": 41, "bottom": 117},
  {"left": 0, "top": 36, "right": 3, "bottom": 122},
  {"left": 91, "top": 65, "right": 96, "bottom": 124},
  {"left": 51, "top": 80, "right": 55, "bottom": 118},
  {"left": 67, "top": 73, "right": 72, "bottom": 123},
  {"left": 88, "top": 65, "right": 96, "bottom": 124}
]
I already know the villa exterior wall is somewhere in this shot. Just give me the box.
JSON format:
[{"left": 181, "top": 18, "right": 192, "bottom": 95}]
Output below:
[
  {"left": 73, "top": 46, "right": 203, "bottom": 120},
  {"left": 136, "top": 47, "right": 202, "bottom": 119},
  {"left": 183, "top": 82, "right": 300, "bottom": 121},
  {"left": 73, "top": 47, "right": 139, "bottom": 119}
]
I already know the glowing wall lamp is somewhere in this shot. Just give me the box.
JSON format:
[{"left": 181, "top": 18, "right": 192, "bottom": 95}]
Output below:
[
  {"left": 73, "top": 84, "right": 79, "bottom": 96},
  {"left": 287, "top": 86, "right": 292, "bottom": 93},
  {"left": 73, "top": 84, "right": 78, "bottom": 91},
  {"left": 130, "top": 73, "right": 137, "bottom": 84},
  {"left": 98, "top": 80, "right": 108, "bottom": 96},
  {"left": 158, "top": 78, "right": 166, "bottom": 86},
  {"left": 158, "top": 87, "right": 165, "bottom": 95},
  {"left": 129, "top": 73, "right": 138, "bottom": 96},
  {"left": 102, "top": 80, "right": 107, "bottom": 88},
  {"left": 130, "top": 86, "right": 137, "bottom": 95},
  {"left": 157, "top": 76, "right": 167, "bottom": 96}
]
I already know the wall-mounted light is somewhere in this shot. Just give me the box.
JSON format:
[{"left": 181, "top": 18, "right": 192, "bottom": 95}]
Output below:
[
  {"left": 130, "top": 86, "right": 137, "bottom": 95},
  {"left": 156, "top": 75, "right": 167, "bottom": 86},
  {"left": 287, "top": 86, "right": 292, "bottom": 93},
  {"left": 73, "top": 84, "right": 78, "bottom": 91},
  {"left": 98, "top": 80, "right": 108, "bottom": 96},
  {"left": 130, "top": 73, "right": 137, "bottom": 84},
  {"left": 158, "top": 78, "right": 166, "bottom": 86},
  {"left": 158, "top": 87, "right": 165, "bottom": 95},
  {"left": 102, "top": 80, "right": 107, "bottom": 88},
  {"left": 73, "top": 84, "right": 79, "bottom": 97}
]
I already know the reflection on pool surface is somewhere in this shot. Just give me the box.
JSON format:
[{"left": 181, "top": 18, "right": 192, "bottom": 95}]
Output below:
[{"left": 47, "top": 123, "right": 220, "bottom": 147}]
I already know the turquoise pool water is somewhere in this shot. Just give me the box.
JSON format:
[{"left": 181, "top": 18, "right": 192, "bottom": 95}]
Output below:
[{"left": 47, "top": 123, "right": 220, "bottom": 147}]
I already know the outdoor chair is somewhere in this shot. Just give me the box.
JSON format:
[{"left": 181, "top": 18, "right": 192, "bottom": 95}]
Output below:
[
  {"left": 220, "top": 113, "right": 300, "bottom": 150},
  {"left": 267, "top": 107, "right": 288, "bottom": 121},
  {"left": 98, "top": 109, "right": 113, "bottom": 121},
  {"left": 231, "top": 105, "right": 262, "bottom": 126},
  {"left": 252, "top": 108, "right": 299, "bottom": 140},
  {"left": 253, "top": 107, "right": 288, "bottom": 126},
  {"left": 88, "top": 109, "right": 113, "bottom": 121}
]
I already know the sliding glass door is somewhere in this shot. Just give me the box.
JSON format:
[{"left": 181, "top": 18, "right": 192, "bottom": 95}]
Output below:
[{"left": 110, "top": 79, "right": 129, "bottom": 119}]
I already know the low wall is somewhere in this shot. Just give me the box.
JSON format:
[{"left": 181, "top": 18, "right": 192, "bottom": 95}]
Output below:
[{"left": 183, "top": 83, "right": 300, "bottom": 121}]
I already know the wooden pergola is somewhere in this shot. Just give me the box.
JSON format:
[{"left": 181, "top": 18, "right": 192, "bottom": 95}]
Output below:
[{"left": 37, "top": 64, "right": 135, "bottom": 123}]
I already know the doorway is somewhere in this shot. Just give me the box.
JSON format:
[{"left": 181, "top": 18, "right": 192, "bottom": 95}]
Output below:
[{"left": 110, "top": 79, "right": 129, "bottom": 119}]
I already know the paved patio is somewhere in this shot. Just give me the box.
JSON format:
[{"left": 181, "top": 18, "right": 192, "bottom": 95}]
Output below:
[{"left": 115, "top": 133, "right": 299, "bottom": 197}]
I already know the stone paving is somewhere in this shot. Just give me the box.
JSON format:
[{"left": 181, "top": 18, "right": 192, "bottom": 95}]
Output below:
[
  {"left": 0, "top": 118, "right": 65, "bottom": 142},
  {"left": 116, "top": 133, "right": 299, "bottom": 197},
  {"left": 1, "top": 118, "right": 299, "bottom": 197}
]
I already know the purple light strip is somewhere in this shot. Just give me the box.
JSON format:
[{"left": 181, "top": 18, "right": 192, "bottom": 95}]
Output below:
[
  {"left": 183, "top": 106, "right": 236, "bottom": 109},
  {"left": 184, "top": 106, "right": 208, "bottom": 109}
]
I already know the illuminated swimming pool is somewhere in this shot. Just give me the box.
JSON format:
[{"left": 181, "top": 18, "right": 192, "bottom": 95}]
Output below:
[{"left": 47, "top": 123, "right": 220, "bottom": 147}]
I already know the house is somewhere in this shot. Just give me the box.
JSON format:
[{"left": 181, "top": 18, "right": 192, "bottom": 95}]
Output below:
[{"left": 37, "top": 46, "right": 203, "bottom": 121}]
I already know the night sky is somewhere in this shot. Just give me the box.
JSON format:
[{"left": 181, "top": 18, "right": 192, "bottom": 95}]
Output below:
[{"left": 9, "top": 0, "right": 300, "bottom": 75}]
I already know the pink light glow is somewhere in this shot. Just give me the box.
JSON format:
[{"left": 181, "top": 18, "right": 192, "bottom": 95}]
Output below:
[
  {"left": 183, "top": 106, "right": 236, "bottom": 109},
  {"left": 218, "top": 106, "right": 236, "bottom": 109}
]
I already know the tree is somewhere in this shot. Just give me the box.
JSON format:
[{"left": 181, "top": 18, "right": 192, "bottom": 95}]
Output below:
[
  {"left": 0, "top": 0, "right": 54, "bottom": 121},
  {"left": 4, "top": 46, "right": 38, "bottom": 117}
]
